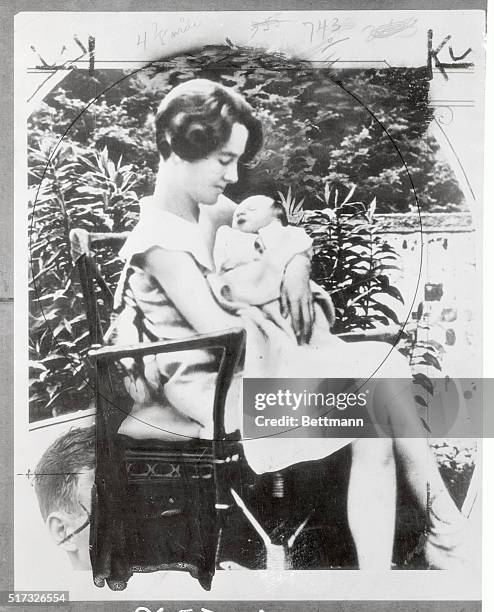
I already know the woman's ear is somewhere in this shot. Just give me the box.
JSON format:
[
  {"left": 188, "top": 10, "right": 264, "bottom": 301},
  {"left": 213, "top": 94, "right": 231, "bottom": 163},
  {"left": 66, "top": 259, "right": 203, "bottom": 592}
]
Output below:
[{"left": 46, "top": 511, "right": 79, "bottom": 552}]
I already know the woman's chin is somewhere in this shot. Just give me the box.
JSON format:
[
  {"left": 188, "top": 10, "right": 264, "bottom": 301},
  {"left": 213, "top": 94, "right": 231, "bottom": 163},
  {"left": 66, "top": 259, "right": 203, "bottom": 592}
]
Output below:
[
  {"left": 201, "top": 197, "right": 220, "bottom": 207},
  {"left": 201, "top": 190, "right": 224, "bottom": 206}
]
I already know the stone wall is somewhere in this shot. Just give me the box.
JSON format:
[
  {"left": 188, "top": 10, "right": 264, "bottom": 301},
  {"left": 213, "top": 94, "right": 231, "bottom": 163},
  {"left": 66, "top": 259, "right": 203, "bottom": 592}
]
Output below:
[
  {"left": 374, "top": 213, "right": 479, "bottom": 491},
  {"left": 374, "top": 212, "right": 480, "bottom": 378}
]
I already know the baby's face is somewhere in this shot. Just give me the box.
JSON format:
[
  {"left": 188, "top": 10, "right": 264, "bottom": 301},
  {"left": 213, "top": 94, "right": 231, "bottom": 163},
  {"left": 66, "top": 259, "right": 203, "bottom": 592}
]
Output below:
[{"left": 233, "top": 196, "right": 276, "bottom": 233}]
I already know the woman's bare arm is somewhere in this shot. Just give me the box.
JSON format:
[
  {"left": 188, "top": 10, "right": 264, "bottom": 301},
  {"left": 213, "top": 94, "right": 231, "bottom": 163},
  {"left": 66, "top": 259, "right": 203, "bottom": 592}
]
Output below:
[
  {"left": 281, "top": 253, "right": 315, "bottom": 345},
  {"left": 144, "top": 247, "right": 241, "bottom": 334}
]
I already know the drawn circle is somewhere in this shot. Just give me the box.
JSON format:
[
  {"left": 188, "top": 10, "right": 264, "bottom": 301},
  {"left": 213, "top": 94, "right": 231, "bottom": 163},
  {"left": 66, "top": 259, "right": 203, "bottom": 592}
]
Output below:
[{"left": 28, "top": 47, "right": 428, "bottom": 442}]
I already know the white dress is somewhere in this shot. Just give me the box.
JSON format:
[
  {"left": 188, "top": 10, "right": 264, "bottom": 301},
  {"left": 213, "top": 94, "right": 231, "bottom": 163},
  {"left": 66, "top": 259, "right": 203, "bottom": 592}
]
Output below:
[{"left": 110, "top": 198, "right": 411, "bottom": 474}]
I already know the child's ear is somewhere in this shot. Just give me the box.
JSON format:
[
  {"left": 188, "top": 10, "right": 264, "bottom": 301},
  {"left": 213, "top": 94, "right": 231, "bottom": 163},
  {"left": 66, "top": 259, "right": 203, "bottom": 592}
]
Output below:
[{"left": 46, "top": 512, "right": 79, "bottom": 552}]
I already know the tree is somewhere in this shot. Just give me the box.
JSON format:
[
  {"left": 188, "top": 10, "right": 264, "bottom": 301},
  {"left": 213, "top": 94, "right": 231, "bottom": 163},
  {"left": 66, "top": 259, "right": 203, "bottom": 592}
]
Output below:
[{"left": 28, "top": 45, "right": 466, "bottom": 420}]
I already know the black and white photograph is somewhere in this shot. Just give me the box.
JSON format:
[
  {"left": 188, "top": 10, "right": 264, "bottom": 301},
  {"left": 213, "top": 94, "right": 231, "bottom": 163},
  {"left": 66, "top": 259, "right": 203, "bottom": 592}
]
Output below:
[{"left": 9, "top": 5, "right": 488, "bottom": 608}]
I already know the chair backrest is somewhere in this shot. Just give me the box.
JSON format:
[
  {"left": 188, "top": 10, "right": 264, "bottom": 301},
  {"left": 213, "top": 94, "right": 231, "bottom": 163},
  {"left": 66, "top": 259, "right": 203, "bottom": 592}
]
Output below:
[{"left": 70, "top": 229, "right": 129, "bottom": 346}]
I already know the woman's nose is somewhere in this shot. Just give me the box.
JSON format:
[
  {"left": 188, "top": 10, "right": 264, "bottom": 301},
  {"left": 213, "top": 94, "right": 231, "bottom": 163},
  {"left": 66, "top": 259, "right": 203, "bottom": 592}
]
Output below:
[{"left": 224, "top": 161, "right": 238, "bottom": 184}]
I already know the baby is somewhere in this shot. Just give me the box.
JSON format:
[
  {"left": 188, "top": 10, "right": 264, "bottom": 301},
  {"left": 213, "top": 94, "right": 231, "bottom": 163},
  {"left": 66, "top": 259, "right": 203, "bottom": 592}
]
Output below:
[
  {"left": 110, "top": 195, "right": 338, "bottom": 442},
  {"left": 209, "top": 195, "right": 336, "bottom": 343}
]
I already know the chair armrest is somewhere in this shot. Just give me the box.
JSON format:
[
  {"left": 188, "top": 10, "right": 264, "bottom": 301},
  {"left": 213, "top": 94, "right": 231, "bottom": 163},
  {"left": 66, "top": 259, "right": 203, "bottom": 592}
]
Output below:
[
  {"left": 88, "top": 328, "right": 245, "bottom": 362},
  {"left": 90, "top": 328, "right": 246, "bottom": 441}
]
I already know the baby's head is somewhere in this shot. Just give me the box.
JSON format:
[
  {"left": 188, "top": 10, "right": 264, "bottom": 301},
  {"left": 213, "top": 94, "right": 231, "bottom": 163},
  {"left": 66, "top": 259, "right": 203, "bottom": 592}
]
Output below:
[{"left": 233, "top": 195, "right": 288, "bottom": 233}]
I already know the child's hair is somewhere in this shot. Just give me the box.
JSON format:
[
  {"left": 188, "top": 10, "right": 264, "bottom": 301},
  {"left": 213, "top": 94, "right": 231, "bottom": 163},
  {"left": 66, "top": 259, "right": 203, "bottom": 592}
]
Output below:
[
  {"left": 34, "top": 426, "right": 95, "bottom": 521},
  {"left": 155, "top": 79, "right": 263, "bottom": 163},
  {"left": 270, "top": 199, "right": 289, "bottom": 226}
]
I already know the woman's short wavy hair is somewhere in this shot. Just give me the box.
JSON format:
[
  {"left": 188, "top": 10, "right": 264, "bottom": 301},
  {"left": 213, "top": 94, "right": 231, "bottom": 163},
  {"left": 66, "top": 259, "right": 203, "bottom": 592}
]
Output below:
[{"left": 155, "top": 79, "right": 263, "bottom": 163}]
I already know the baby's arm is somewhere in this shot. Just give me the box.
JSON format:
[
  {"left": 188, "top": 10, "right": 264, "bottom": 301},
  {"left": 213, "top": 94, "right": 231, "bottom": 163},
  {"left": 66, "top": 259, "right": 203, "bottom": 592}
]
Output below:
[
  {"left": 213, "top": 226, "right": 258, "bottom": 272},
  {"left": 259, "top": 225, "right": 313, "bottom": 271}
]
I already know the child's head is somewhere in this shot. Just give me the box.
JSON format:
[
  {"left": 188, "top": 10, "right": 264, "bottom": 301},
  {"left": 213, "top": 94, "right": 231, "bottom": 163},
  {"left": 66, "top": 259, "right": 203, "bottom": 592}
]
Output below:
[{"left": 233, "top": 195, "right": 288, "bottom": 233}]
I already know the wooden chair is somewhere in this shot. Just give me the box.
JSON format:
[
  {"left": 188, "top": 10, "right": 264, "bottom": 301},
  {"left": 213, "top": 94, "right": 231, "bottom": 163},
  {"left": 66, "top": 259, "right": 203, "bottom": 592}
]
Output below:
[
  {"left": 70, "top": 229, "right": 252, "bottom": 591},
  {"left": 71, "top": 227, "right": 445, "bottom": 582}
]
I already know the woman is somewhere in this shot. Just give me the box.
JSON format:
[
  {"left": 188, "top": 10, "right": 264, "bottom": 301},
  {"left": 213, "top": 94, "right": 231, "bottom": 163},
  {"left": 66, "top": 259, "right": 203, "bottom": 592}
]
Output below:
[{"left": 110, "top": 78, "right": 469, "bottom": 570}]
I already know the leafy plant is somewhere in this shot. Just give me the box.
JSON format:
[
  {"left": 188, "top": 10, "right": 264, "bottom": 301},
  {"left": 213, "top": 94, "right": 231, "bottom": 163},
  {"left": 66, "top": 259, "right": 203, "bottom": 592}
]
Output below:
[
  {"left": 301, "top": 182, "right": 403, "bottom": 334},
  {"left": 29, "top": 49, "right": 465, "bottom": 214},
  {"left": 28, "top": 142, "right": 139, "bottom": 421},
  {"left": 292, "top": 182, "right": 447, "bottom": 429},
  {"left": 27, "top": 46, "right": 465, "bottom": 421},
  {"left": 277, "top": 187, "right": 305, "bottom": 225},
  {"left": 431, "top": 441, "right": 476, "bottom": 507}
]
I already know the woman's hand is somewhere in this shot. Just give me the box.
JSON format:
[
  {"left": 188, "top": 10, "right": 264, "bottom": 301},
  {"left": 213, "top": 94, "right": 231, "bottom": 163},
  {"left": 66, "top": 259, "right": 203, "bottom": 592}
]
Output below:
[{"left": 280, "top": 254, "right": 315, "bottom": 345}]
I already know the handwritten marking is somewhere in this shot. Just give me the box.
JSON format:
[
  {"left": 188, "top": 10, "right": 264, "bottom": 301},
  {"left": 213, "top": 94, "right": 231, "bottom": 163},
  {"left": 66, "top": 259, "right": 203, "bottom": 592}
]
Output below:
[
  {"left": 250, "top": 13, "right": 293, "bottom": 38},
  {"left": 449, "top": 45, "right": 472, "bottom": 61},
  {"left": 363, "top": 17, "right": 418, "bottom": 41},
  {"left": 427, "top": 29, "right": 474, "bottom": 81},
  {"left": 88, "top": 36, "right": 95, "bottom": 75},
  {"left": 302, "top": 17, "right": 354, "bottom": 44},
  {"left": 137, "top": 18, "right": 201, "bottom": 51},
  {"left": 73, "top": 35, "right": 87, "bottom": 54},
  {"left": 30, "top": 35, "right": 95, "bottom": 71},
  {"left": 321, "top": 36, "right": 351, "bottom": 54},
  {"left": 303, "top": 35, "right": 349, "bottom": 64}
]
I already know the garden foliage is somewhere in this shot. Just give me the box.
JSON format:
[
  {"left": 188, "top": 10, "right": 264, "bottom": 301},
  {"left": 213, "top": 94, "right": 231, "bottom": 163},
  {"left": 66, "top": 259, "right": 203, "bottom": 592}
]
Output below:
[{"left": 28, "top": 46, "right": 463, "bottom": 421}]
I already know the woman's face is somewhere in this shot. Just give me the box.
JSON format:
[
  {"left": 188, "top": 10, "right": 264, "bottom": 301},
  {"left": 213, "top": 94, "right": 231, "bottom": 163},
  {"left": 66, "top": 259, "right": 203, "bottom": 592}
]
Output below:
[{"left": 182, "top": 123, "right": 249, "bottom": 206}]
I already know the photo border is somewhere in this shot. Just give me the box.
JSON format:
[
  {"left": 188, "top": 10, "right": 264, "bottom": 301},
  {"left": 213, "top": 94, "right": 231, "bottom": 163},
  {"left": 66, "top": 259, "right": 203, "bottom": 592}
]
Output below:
[{"left": 2, "top": 1, "right": 490, "bottom": 610}]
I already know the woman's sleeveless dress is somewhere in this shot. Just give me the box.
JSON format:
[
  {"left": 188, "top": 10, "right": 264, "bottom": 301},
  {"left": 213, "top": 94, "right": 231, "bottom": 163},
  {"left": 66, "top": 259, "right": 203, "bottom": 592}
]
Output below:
[{"left": 109, "top": 199, "right": 411, "bottom": 474}]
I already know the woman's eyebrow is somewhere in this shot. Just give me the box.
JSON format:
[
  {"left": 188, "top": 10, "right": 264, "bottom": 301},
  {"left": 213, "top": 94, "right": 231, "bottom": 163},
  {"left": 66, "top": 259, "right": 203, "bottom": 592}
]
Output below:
[{"left": 219, "top": 150, "right": 238, "bottom": 159}]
